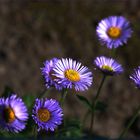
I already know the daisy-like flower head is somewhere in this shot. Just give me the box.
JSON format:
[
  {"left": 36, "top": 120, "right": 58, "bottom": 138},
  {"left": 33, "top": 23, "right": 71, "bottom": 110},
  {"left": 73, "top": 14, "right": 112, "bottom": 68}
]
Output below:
[
  {"left": 130, "top": 66, "right": 140, "bottom": 89},
  {"left": 32, "top": 98, "right": 63, "bottom": 132},
  {"left": 0, "top": 94, "right": 28, "bottom": 133},
  {"left": 96, "top": 16, "right": 132, "bottom": 49},
  {"left": 52, "top": 58, "right": 93, "bottom": 91},
  {"left": 41, "top": 58, "right": 62, "bottom": 90},
  {"left": 94, "top": 56, "right": 123, "bottom": 76}
]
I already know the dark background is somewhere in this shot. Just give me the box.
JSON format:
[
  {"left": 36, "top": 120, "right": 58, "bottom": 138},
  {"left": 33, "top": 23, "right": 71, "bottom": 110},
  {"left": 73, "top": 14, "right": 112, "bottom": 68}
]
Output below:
[{"left": 0, "top": 0, "right": 140, "bottom": 139}]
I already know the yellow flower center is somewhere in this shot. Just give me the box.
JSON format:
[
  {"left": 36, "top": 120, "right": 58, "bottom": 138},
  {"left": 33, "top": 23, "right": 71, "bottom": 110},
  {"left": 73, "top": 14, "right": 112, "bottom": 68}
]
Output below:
[
  {"left": 102, "top": 65, "right": 113, "bottom": 72},
  {"left": 37, "top": 108, "right": 50, "bottom": 122},
  {"left": 64, "top": 69, "right": 80, "bottom": 82},
  {"left": 3, "top": 107, "right": 15, "bottom": 123},
  {"left": 107, "top": 26, "right": 121, "bottom": 39}
]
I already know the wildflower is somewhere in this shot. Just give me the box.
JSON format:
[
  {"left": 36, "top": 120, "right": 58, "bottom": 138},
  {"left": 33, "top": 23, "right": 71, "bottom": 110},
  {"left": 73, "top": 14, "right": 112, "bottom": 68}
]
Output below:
[
  {"left": 32, "top": 98, "right": 63, "bottom": 131},
  {"left": 41, "top": 58, "right": 62, "bottom": 90},
  {"left": 130, "top": 66, "right": 140, "bottom": 89},
  {"left": 94, "top": 56, "right": 123, "bottom": 76},
  {"left": 0, "top": 94, "right": 28, "bottom": 133},
  {"left": 53, "top": 58, "right": 93, "bottom": 91},
  {"left": 96, "top": 16, "right": 132, "bottom": 49}
]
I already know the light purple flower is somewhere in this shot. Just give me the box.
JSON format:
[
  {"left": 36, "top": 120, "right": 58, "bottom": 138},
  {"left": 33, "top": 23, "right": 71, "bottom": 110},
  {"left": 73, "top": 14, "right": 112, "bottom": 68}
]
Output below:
[
  {"left": 32, "top": 98, "right": 63, "bottom": 132},
  {"left": 0, "top": 94, "right": 28, "bottom": 133},
  {"left": 53, "top": 58, "right": 93, "bottom": 91},
  {"left": 41, "top": 58, "right": 63, "bottom": 90},
  {"left": 94, "top": 56, "right": 123, "bottom": 76},
  {"left": 96, "top": 16, "right": 132, "bottom": 49},
  {"left": 130, "top": 66, "right": 140, "bottom": 89}
]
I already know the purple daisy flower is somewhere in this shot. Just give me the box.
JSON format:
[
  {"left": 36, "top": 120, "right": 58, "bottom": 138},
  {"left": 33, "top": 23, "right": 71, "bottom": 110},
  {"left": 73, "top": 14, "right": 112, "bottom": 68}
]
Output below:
[
  {"left": 32, "top": 98, "right": 63, "bottom": 132},
  {"left": 53, "top": 58, "right": 93, "bottom": 91},
  {"left": 96, "top": 16, "right": 132, "bottom": 49},
  {"left": 130, "top": 66, "right": 140, "bottom": 89},
  {"left": 0, "top": 94, "right": 28, "bottom": 133},
  {"left": 41, "top": 58, "right": 62, "bottom": 90},
  {"left": 94, "top": 56, "right": 123, "bottom": 76}
]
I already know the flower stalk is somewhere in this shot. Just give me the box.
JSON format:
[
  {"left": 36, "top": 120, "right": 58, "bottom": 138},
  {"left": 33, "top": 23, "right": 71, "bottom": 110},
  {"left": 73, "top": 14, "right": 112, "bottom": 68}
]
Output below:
[
  {"left": 60, "top": 89, "right": 68, "bottom": 107},
  {"left": 118, "top": 105, "right": 140, "bottom": 139},
  {"left": 90, "top": 74, "right": 106, "bottom": 134}
]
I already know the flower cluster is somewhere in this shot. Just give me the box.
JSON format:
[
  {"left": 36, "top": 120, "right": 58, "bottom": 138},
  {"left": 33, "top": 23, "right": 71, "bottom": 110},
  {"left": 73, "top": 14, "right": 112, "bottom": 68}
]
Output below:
[
  {"left": 41, "top": 58, "right": 93, "bottom": 91},
  {"left": 0, "top": 94, "right": 63, "bottom": 133},
  {"left": 0, "top": 15, "right": 140, "bottom": 139}
]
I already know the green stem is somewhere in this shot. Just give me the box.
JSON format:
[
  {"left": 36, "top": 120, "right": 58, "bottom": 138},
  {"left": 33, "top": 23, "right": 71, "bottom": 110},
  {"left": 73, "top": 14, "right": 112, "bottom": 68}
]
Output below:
[
  {"left": 60, "top": 89, "right": 68, "bottom": 107},
  {"left": 118, "top": 105, "right": 140, "bottom": 139},
  {"left": 33, "top": 125, "right": 37, "bottom": 140},
  {"left": 90, "top": 110, "right": 94, "bottom": 135},
  {"left": 110, "top": 47, "right": 116, "bottom": 58},
  {"left": 59, "top": 89, "right": 68, "bottom": 129},
  {"left": 82, "top": 109, "right": 90, "bottom": 126},
  {"left": 90, "top": 74, "right": 106, "bottom": 134},
  {"left": 93, "top": 74, "right": 106, "bottom": 103}
]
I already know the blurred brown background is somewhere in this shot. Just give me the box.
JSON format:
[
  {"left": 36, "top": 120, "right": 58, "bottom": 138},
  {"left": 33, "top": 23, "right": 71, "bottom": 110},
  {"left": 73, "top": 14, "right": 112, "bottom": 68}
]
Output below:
[{"left": 0, "top": 0, "right": 140, "bottom": 138}]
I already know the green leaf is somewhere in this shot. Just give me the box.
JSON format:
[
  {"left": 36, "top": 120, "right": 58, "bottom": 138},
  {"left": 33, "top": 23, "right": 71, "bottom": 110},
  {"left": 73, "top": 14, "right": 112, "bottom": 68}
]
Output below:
[
  {"left": 76, "top": 95, "right": 92, "bottom": 110},
  {"left": 95, "top": 101, "right": 107, "bottom": 112},
  {"left": 23, "top": 94, "right": 36, "bottom": 112},
  {"left": 21, "top": 116, "right": 36, "bottom": 137},
  {"left": 65, "top": 119, "right": 81, "bottom": 128},
  {"left": 56, "top": 119, "right": 83, "bottom": 138}
]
